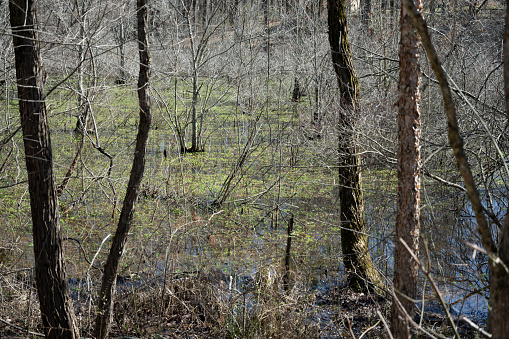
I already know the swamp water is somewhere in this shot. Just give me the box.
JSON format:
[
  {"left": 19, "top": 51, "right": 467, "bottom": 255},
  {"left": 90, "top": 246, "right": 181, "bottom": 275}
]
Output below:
[{"left": 0, "top": 135, "right": 499, "bottom": 336}]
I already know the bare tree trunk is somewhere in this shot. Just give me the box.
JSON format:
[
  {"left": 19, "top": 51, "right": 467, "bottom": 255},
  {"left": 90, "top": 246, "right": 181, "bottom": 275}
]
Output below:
[
  {"left": 327, "top": 0, "right": 382, "bottom": 292},
  {"left": 401, "top": 1, "right": 509, "bottom": 338},
  {"left": 93, "top": 0, "right": 152, "bottom": 337},
  {"left": 191, "top": 73, "right": 200, "bottom": 151},
  {"left": 362, "top": 0, "right": 371, "bottom": 28},
  {"left": 204, "top": 0, "right": 211, "bottom": 26},
  {"left": 264, "top": 0, "right": 268, "bottom": 26},
  {"left": 504, "top": 0, "right": 509, "bottom": 122},
  {"left": 489, "top": 1, "right": 509, "bottom": 336},
  {"left": 285, "top": 0, "right": 291, "bottom": 14},
  {"left": 116, "top": 17, "right": 127, "bottom": 84},
  {"left": 74, "top": 0, "right": 91, "bottom": 133},
  {"left": 8, "top": 1, "right": 79, "bottom": 338},
  {"left": 194, "top": 0, "right": 201, "bottom": 29},
  {"left": 490, "top": 214, "right": 509, "bottom": 337},
  {"left": 390, "top": 0, "right": 422, "bottom": 337}
]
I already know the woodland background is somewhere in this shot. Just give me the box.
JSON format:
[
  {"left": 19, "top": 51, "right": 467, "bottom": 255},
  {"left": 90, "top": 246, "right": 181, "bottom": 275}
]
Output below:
[{"left": 0, "top": 0, "right": 507, "bottom": 338}]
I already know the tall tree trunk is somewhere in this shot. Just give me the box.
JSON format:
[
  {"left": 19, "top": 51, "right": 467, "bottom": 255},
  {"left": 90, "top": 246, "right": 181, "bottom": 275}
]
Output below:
[
  {"left": 489, "top": 1, "right": 509, "bottom": 336},
  {"left": 117, "top": 18, "right": 127, "bottom": 84},
  {"left": 93, "top": 0, "right": 152, "bottom": 337},
  {"left": 490, "top": 215, "right": 509, "bottom": 337},
  {"left": 191, "top": 73, "right": 200, "bottom": 151},
  {"left": 8, "top": 1, "right": 79, "bottom": 338},
  {"left": 390, "top": 0, "right": 422, "bottom": 337},
  {"left": 362, "top": 0, "right": 371, "bottom": 28},
  {"left": 264, "top": 0, "right": 268, "bottom": 26},
  {"left": 327, "top": 0, "right": 382, "bottom": 292},
  {"left": 74, "top": 0, "right": 90, "bottom": 133},
  {"left": 504, "top": 0, "right": 509, "bottom": 123},
  {"left": 400, "top": 1, "right": 509, "bottom": 337}
]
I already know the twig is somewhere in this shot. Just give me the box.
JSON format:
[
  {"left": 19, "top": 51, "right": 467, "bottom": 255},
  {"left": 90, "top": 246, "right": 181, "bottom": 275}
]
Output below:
[
  {"left": 358, "top": 320, "right": 380, "bottom": 339},
  {"left": 64, "top": 237, "right": 100, "bottom": 270},
  {"left": 88, "top": 233, "right": 111, "bottom": 273},
  {"left": 400, "top": 238, "right": 461, "bottom": 339},
  {"left": 422, "top": 168, "right": 466, "bottom": 192},
  {"left": 421, "top": 70, "right": 505, "bottom": 117},
  {"left": 376, "top": 310, "right": 394, "bottom": 339},
  {"left": 345, "top": 316, "right": 356, "bottom": 339},
  {"left": 0, "top": 317, "right": 44, "bottom": 337},
  {"left": 392, "top": 292, "right": 446, "bottom": 339},
  {"left": 465, "top": 242, "right": 509, "bottom": 274},
  {"left": 0, "top": 180, "right": 28, "bottom": 189},
  {"left": 422, "top": 169, "right": 503, "bottom": 228},
  {"left": 460, "top": 316, "right": 492, "bottom": 338}
]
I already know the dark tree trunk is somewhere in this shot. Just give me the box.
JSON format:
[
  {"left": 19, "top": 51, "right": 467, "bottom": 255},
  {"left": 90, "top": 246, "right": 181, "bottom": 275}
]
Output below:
[
  {"left": 318, "top": 0, "right": 324, "bottom": 17},
  {"left": 504, "top": 0, "right": 509, "bottom": 123},
  {"left": 292, "top": 77, "right": 302, "bottom": 102},
  {"left": 489, "top": 2, "right": 509, "bottom": 336},
  {"left": 390, "top": 0, "right": 422, "bottom": 337},
  {"left": 8, "top": 1, "right": 79, "bottom": 338},
  {"left": 285, "top": 0, "right": 291, "bottom": 14},
  {"left": 93, "top": 0, "right": 152, "bottom": 337},
  {"left": 263, "top": 0, "right": 268, "bottom": 26},
  {"left": 362, "top": 0, "right": 371, "bottom": 28},
  {"left": 489, "top": 221, "right": 509, "bottom": 338},
  {"left": 327, "top": 0, "right": 382, "bottom": 292},
  {"left": 283, "top": 215, "right": 294, "bottom": 292},
  {"left": 190, "top": 73, "right": 201, "bottom": 152}
]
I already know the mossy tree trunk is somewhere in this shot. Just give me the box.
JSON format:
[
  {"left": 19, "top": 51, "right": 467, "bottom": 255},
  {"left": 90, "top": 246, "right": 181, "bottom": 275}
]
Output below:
[
  {"left": 9, "top": 0, "right": 79, "bottom": 337},
  {"left": 327, "top": 0, "right": 382, "bottom": 292},
  {"left": 390, "top": 0, "right": 422, "bottom": 337}
]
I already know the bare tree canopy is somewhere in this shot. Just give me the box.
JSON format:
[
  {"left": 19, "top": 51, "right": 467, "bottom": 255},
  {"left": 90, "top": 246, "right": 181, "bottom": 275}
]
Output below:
[{"left": 0, "top": 0, "right": 507, "bottom": 337}]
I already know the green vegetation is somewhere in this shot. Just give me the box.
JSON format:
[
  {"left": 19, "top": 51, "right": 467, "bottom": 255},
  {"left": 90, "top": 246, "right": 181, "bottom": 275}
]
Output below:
[{"left": 0, "top": 0, "right": 503, "bottom": 336}]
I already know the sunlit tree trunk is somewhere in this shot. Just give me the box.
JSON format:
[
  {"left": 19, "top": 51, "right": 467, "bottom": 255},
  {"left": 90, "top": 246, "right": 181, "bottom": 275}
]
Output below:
[
  {"left": 74, "top": 0, "right": 90, "bottom": 133},
  {"left": 93, "top": 0, "right": 152, "bottom": 337},
  {"left": 9, "top": 0, "right": 79, "bottom": 338},
  {"left": 390, "top": 0, "right": 422, "bottom": 337},
  {"left": 400, "top": 0, "right": 509, "bottom": 337},
  {"left": 327, "top": 0, "right": 382, "bottom": 292}
]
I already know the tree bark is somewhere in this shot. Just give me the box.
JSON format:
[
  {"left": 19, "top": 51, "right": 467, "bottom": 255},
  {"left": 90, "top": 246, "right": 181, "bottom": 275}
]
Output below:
[
  {"left": 504, "top": 0, "right": 509, "bottom": 123},
  {"left": 390, "top": 0, "right": 422, "bottom": 337},
  {"left": 190, "top": 73, "right": 200, "bottom": 151},
  {"left": 489, "top": 213, "right": 509, "bottom": 337},
  {"left": 489, "top": 1, "right": 509, "bottom": 336},
  {"left": 8, "top": 1, "right": 79, "bottom": 338},
  {"left": 74, "top": 0, "right": 91, "bottom": 133},
  {"left": 401, "top": 1, "right": 509, "bottom": 337},
  {"left": 327, "top": 0, "right": 382, "bottom": 292},
  {"left": 93, "top": 0, "right": 152, "bottom": 337}
]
